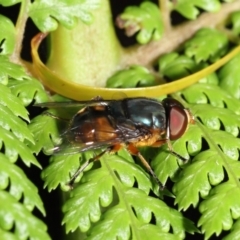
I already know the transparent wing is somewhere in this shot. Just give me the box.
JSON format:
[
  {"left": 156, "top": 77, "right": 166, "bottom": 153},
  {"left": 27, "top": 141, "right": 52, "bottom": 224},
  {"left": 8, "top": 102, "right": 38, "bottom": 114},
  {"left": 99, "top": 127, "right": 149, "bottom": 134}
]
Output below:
[
  {"left": 34, "top": 100, "right": 111, "bottom": 108},
  {"left": 49, "top": 120, "right": 145, "bottom": 155}
]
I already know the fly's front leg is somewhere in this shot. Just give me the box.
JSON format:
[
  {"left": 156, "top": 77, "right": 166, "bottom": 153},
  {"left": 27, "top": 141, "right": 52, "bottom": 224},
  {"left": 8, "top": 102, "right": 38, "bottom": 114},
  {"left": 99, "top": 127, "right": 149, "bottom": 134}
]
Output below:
[
  {"left": 127, "top": 143, "right": 164, "bottom": 190},
  {"left": 152, "top": 139, "right": 188, "bottom": 162}
]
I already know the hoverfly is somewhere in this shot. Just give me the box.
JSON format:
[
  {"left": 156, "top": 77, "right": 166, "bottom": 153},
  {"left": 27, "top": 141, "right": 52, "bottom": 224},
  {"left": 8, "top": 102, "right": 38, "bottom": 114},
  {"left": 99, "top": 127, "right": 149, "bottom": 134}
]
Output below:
[{"left": 36, "top": 97, "right": 194, "bottom": 189}]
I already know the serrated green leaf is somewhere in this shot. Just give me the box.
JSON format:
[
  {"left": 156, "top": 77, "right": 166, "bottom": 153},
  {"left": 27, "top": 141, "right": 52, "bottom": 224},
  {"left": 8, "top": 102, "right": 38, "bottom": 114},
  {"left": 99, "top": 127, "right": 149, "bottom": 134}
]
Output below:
[
  {"left": 64, "top": 179, "right": 196, "bottom": 238},
  {"left": 0, "top": 83, "right": 29, "bottom": 121},
  {"left": 0, "top": 14, "right": 15, "bottom": 54},
  {"left": 0, "top": 56, "right": 29, "bottom": 85},
  {"left": 0, "top": 104, "right": 34, "bottom": 143},
  {"left": 41, "top": 153, "right": 83, "bottom": 191},
  {"left": 0, "top": 127, "right": 40, "bottom": 167},
  {"left": 219, "top": 53, "right": 240, "bottom": 99},
  {"left": 87, "top": 188, "right": 197, "bottom": 239},
  {"left": 173, "top": 0, "right": 221, "bottom": 19},
  {"left": 87, "top": 206, "right": 181, "bottom": 240},
  {"left": 198, "top": 182, "right": 240, "bottom": 239},
  {"left": 192, "top": 104, "right": 240, "bottom": 137},
  {"left": 62, "top": 154, "right": 153, "bottom": 232},
  {"left": 106, "top": 66, "right": 155, "bottom": 88},
  {"left": 184, "top": 28, "right": 228, "bottom": 63},
  {"left": 7, "top": 77, "right": 49, "bottom": 106},
  {"left": 0, "top": 153, "right": 45, "bottom": 214},
  {"left": 29, "top": 0, "right": 100, "bottom": 32},
  {"left": 0, "top": 228, "right": 18, "bottom": 240},
  {"left": 0, "top": 190, "right": 50, "bottom": 240},
  {"left": 153, "top": 113, "right": 240, "bottom": 210},
  {"left": 119, "top": 2, "right": 163, "bottom": 44},
  {"left": 180, "top": 83, "right": 240, "bottom": 114},
  {"left": 0, "top": 0, "right": 21, "bottom": 6},
  {"left": 167, "top": 116, "right": 240, "bottom": 235},
  {"left": 173, "top": 150, "right": 224, "bottom": 210},
  {"left": 125, "top": 188, "right": 197, "bottom": 237},
  {"left": 151, "top": 123, "right": 201, "bottom": 185},
  {"left": 28, "top": 110, "right": 61, "bottom": 154},
  {"left": 223, "top": 218, "right": 240, "bottom": 240},
  {"left": 230, "top": 11, "right": 240, "bottom": 35},
  {"left": 158, "top": 52, "right": 205, "bottom": 80}
]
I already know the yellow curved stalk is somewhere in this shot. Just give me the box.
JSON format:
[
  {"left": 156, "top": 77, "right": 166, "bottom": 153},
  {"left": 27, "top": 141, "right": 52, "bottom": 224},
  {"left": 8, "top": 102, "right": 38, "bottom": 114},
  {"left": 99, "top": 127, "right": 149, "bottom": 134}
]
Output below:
[{"left": 31, "top": 32, "right": 240, "bottom": 100}]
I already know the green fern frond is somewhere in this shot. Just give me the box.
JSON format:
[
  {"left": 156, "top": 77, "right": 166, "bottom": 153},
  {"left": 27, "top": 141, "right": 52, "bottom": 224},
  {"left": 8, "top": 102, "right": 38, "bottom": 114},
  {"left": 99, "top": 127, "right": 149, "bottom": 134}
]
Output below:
[
  {"left": 172, "top": 0, "right": 221, "bottom": 19},
  {"left": 219, "top": 53, "right": 240, "bottom": 99},
  {"left": 191, "top": 104, "right": 240, "bottom": 136},
  {"left": 181, "top": 83, "right": 240, "bottom": 112},
  {"left": 0, "top": 104, "right": 32, "bottom": 143},
  {"left": 27, "top": 110, "right": 61, "bottom": 154},
  {"left": 199, "top": 181, "right": 240, "bottom": 239},
  {"left": 41, "top": 153, "right": 83, "bottom": 190},
  {"left": 106, "top": 66, "right": 156, "bottom": 88},
  {"left": 0, "top": 56, "right": 30, "bottom": 84},
  {"left": 158, "top": 28, "right": 229, "bottom": 80},
  {"left": 0, "top": 228, "right": 18, "bottom": 240},
  {"left": 0, "top": 53, "right": 51, "bottom": 238},
  {"left": 86, "top": 188, "right": 196, "bottom": 240},
  {"left": 223, "top": 218, "right": 240, "bottom": 240},
  {"left": 29, "top": 0, "right": 101, "bottom": 32},
  {"left": 0, "top": 190, "right": 50, "bottom": 240},
  {"left": 0, "top": 15, "right": 15, "bottom": 54},
  {"left": 118, "top": 2, "right": 163, "bottom": 44},
  {"left": 230, "top": 11, "right": 240, "bottom": 35},
  {"left": 184, "top": 28, "right": 229, "bottom": 62},
  {"left": 0, "top": 153, "right": 44, "bottom": 213},
  {"left": 8, "top": 77, "right": 49, "bottom": 106},
  {"left": 158, "top": 52, "right": 205, "bottom": 79},
  {"left": 62, "top": 154, "right": 197, "bottom": 238},
  {"left": 0, "top": 127, "right": 40, "bottom": 167},
  {"left": 0, "top": 84, "right": 29, "bottom": 121}
]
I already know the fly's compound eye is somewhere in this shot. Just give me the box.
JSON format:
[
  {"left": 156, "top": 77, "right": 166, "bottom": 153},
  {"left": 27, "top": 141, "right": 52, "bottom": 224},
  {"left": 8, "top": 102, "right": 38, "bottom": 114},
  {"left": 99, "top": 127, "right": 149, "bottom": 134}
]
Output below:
[
  {"left": 162, "top": 98, "right": 191, "bottom": 140},
  {"left": 169, "top": 106, "right": 188, "bottom": 140}
]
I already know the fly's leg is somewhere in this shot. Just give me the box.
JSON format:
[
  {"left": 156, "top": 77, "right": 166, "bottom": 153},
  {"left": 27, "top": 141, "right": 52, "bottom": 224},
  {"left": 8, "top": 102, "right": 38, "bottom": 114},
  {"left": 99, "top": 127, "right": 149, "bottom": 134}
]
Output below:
[
  {"left": 167, "top": 141, "right": 188, "bottom": 162},
  {"left": 67, "top": 148, "right": 110, "bottom": 188},
  {"left": 152, "top": 140, "right": 188, "bottom": 162},
  {"left": 127, "top": 143, "right": 164, "bottom": 190},
  {"left": 67, "top": 144, "right": 123, "bottom": 188},
  {"left": 43, "top": 111, "right": 69, "bottom": 122}
]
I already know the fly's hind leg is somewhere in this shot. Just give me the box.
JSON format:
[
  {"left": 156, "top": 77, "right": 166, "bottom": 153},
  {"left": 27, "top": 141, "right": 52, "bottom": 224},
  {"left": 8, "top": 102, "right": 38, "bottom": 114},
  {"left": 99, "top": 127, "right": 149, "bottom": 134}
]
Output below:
[
  {"left": 67, "top": 148, "right": 109, "bottom": 188},
  {"left": 43, "top": 111, "right": 69, "bottom": 122},
  {"left": 67, "top": 144, "right": 122, "bottom": 188},
  {"left": 127, "top": 143, "right": 164, "bottom": 190}
]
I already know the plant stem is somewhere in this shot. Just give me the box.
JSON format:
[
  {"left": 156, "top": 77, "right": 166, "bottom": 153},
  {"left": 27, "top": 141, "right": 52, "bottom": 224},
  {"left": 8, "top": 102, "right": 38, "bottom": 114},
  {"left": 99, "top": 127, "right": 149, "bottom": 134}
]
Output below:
[
  {"left": 122, "top": 1, "right": 240, "bottom": 67},
  {"left": 10, "top": 0, "right": 30, "bottom": 64},
  {"left": 159, "top": 0, "right": 171, "bottom": 33}
]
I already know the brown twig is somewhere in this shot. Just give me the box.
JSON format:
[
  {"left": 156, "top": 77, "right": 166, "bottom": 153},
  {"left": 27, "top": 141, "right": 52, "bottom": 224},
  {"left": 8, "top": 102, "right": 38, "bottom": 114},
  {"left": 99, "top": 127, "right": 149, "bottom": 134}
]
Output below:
[{"left": 122, "top": 1, "right": 240, "bottom": 67}]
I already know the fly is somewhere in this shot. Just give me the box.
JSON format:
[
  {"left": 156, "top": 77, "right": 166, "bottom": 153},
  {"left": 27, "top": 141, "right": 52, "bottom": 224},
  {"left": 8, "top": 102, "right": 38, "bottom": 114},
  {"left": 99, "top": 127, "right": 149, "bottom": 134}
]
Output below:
[{"left": 36, "top": 96, "right": 194, "bottom": 189}]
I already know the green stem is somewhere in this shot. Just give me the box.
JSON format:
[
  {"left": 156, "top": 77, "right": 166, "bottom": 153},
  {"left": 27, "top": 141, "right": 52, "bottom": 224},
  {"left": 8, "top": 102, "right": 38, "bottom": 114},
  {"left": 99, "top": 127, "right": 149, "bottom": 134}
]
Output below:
[
  {"left": 10, "top": 0, "right": 30, "bottom": 64},
  {"left": 159, "top": 0, "right": 171, "bottom": 33}
]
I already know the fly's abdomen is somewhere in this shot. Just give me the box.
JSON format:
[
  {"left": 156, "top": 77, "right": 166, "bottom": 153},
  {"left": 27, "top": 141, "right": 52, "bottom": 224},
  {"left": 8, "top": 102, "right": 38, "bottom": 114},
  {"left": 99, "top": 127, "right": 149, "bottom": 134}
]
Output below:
[{"left": 68, "top": 106, "right": 119, "bottom": 144}]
